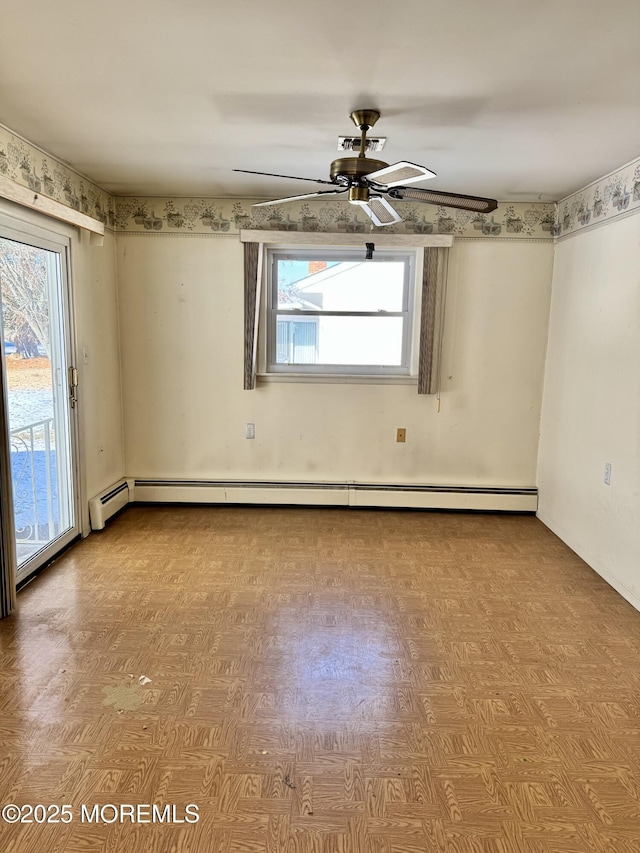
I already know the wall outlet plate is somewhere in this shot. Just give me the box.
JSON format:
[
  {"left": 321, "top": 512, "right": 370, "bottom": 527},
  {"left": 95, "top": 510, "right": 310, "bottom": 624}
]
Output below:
[
  {"left": 245, "top": 423, "right": 255, "bottom": 439},
  {"left": 396, "top": 428, "right": 406, "bottom": 443},
  {"left": 604, "top": 462, "right": 612, "bottom": 485}
]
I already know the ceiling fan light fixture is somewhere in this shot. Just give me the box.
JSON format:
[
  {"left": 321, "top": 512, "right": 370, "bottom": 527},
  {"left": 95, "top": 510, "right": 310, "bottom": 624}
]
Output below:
[
  {"left": 348, "top": 186, "right": 370, "bottom": 205},
  {"left": 367, "top": 161, "right": 437, "bottom": 187}
]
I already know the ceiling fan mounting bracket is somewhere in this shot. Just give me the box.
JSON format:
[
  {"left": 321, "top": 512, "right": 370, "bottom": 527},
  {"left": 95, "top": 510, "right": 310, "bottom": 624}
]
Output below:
[{"left": 350, "top": 109, "right": 380, "bottom": 131}]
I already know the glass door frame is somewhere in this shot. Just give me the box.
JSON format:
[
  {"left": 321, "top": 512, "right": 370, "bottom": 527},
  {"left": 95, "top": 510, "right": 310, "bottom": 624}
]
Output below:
[{"left": 0, "top": 211, "right": 81, "bottom": 585}]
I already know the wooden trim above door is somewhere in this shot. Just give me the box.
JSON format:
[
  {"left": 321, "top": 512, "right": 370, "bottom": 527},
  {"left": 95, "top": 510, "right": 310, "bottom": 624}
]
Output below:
[{"left": 0, "top": 175, "right": 105, "bottom": 236}]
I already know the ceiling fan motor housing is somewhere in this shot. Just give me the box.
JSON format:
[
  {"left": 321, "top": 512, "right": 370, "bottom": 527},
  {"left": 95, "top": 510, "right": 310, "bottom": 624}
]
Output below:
[{"left": 330, "top": 156, "right": 389, "bottom": 184}]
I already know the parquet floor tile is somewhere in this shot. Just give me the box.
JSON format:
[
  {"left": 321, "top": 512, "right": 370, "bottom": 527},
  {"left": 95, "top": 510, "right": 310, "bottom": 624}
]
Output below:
[{"left": 0, "top": 506, "right": 639, "bottom": 851}]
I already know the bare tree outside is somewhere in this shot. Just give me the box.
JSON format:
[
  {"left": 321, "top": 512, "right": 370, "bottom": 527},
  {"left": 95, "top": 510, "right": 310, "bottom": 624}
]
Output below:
[{"left": 0, "top": 238, "right": 50, "bottom": 358}]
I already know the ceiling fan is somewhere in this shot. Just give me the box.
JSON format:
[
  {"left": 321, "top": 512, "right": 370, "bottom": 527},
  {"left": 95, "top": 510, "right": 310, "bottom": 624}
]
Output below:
[{"left": 234, "top": 109, "right": 498, "bottom": 227}]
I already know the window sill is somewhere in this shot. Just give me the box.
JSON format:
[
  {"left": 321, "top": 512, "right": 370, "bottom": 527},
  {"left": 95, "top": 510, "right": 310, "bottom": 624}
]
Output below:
[{"left": 257, "top": 373, "right": 417, "bottom": 385}]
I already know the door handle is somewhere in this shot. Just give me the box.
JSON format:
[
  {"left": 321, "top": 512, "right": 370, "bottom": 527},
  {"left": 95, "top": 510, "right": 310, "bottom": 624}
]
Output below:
[{"left": 68, "top": 366, "right": 78, "bottom": 408}]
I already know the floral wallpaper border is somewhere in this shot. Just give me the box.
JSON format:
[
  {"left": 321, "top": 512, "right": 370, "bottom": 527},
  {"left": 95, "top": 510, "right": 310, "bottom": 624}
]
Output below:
[
  {"left": 0, "top": 124, "right": 116, "bottom": 228},
  {"left": 114, "top": 197, "right": 557, "bottom": 239},
  {"left": 2, "top": 117, "right": 635, "bottom": 241},
  {"left": 556, "top": 156, "right": 640, "bottom": 239}
]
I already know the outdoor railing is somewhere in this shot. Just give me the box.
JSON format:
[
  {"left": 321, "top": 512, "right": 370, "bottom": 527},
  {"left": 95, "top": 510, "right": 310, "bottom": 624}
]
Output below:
[{"left": 9, "top": 417, "right": 57, "bottom": 546}]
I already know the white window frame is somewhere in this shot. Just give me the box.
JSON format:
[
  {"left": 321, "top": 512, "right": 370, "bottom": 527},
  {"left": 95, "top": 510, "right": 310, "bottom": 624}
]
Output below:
[{"left": 265, "top": 246, "right": 416, "bottom": 377}]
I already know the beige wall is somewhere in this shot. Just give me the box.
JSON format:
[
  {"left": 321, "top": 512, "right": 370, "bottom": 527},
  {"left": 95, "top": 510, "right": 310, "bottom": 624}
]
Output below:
[
  {"left": 71, "top": 229, "right": 125, "bottom": 524},
  {"left": 538, "top": 214, "right": 640, "bottom": 609},
  {"left": 117, "top": 235, "right": 553, "bottom": 485}
]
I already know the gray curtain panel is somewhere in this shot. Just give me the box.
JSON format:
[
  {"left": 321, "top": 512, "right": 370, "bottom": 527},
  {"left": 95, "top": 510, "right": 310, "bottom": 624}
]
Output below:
[
  {"left": 243, "top": 242, "right": 260, "bottom": 390},
  {"left": 0, "top": 360, "right": 17, "bottom": 618},
  {"left": 418, "top": 246, "right": 449, "bottom": 395}
]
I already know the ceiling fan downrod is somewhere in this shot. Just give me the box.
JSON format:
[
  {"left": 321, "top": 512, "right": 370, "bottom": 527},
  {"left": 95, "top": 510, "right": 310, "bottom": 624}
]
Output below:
[
  {"left": 350, "top": 109, "right": 380, "bottom": 159},
  {"left": 329, "top": 110, "right": 387, "bottom": 189}
]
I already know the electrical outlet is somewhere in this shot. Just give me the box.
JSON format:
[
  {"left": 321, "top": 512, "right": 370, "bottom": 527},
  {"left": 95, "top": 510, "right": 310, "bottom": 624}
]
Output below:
[
  {"left": 604, "top": 462, "right": 612, "bottom": 485},
  {"left": 396, "top": 428, "right": 406, "bottom": 443},
  {"left": 245, "top": 423, "right": 255, "bottom": 439}
]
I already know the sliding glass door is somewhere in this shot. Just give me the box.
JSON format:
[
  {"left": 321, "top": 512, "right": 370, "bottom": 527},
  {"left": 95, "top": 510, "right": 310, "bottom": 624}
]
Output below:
[{"left": 0, "top": 223, "right": 79, "bottom": 583}]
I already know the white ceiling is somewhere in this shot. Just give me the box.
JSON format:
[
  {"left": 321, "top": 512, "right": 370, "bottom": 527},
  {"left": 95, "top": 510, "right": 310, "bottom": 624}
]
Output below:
[{"left": 1, "top": 0, "right": 638, "bottom": 202}]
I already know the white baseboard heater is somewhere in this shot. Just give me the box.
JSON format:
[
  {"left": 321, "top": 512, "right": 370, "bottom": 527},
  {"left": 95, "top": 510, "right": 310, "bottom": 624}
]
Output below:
[
  {"left": 89, "top": 479, "right": 133, "bottom": 530},
  {"left": 132, "top": 480, "right": 537, "bottom": 512}
]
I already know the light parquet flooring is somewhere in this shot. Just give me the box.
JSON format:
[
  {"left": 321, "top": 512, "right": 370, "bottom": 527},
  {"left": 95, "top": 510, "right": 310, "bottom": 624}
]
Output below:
[{"left": 1, "top": 506, "right": 639, "bottom": 852}]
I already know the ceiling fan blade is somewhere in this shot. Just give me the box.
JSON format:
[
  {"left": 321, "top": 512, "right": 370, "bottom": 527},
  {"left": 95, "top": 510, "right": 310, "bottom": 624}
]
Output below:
[
  {"left": 354, "top": 196, "right": 403, "bottom": 227},
  {"left": 253, "top": 189, "right": 348, "bottom": 207},
  {"left": 389, "top": 186, "right": 498, "bottom": 213},
  {"left": 367, "top": 161, "right": 436, "bottom": 187},
  {"left": 233, "top": 169, "right": 335, "bottom": 186}
]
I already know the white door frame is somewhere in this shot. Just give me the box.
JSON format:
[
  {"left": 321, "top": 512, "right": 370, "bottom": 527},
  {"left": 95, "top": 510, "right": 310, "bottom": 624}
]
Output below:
[{"left": 0, "top": 210, "right": 82, "bottom": 584}]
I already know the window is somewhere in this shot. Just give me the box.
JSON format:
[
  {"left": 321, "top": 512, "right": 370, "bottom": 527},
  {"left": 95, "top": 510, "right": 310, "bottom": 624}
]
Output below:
[{"left": 266, "top": 248, "right": 415, "bottom": 375}]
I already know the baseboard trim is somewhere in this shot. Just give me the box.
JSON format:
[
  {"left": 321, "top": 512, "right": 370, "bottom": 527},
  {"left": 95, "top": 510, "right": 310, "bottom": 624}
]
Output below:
[
  {"left": 132, "top": 479, "right": 537, "bottom": 512},
  {"left": 537, "top": 510, "right": 640, "bottom": 613}
]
